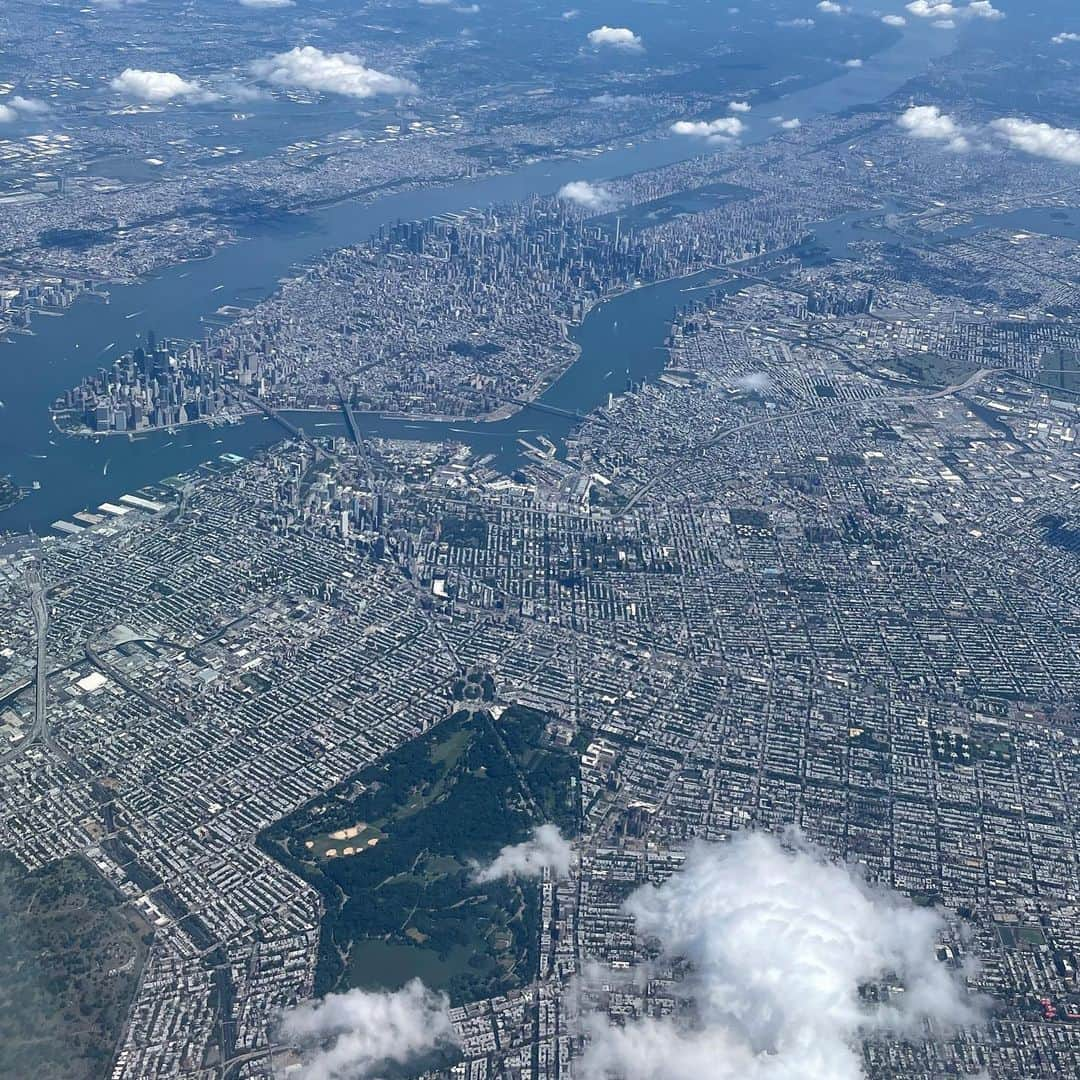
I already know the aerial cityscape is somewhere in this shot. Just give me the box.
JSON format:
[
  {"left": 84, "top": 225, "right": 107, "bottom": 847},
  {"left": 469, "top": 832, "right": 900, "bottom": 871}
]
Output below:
[{"left": 1, "top": 1, "right": 1080, "bottom": 1078}]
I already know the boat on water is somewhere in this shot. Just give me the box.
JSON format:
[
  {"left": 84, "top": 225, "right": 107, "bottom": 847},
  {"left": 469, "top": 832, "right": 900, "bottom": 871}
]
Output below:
[
  {"left": 31, "top": 481, "right": 41, "bottom": 491},
  {"left": 103, "top": 460, "right": 110, "bottom": 477},
  {"left": 124, "top": 311, "right": 143, "bottom": 320}
]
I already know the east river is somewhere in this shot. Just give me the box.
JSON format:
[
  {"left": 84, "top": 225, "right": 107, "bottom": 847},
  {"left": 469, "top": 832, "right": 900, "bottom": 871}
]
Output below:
[{"left": 0, "top": 14, "right": 963, "bottom": 534}]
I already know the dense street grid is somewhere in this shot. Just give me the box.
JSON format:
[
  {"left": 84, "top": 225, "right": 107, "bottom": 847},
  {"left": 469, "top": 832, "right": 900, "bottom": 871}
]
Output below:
[{"left": 2, "top": 2, "right": 1080, "bottom": 1078}]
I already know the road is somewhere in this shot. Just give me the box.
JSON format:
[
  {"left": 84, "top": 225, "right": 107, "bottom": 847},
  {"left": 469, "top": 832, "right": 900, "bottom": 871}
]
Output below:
[
  {"left": 28, "top": 563, "right": 48, "bottom": 749},
  {"left": 0, "top": 563, "right": 79, "bottom": 767},
  {"left": 0, "top": 560, "right": 56, "bottom": 764}
]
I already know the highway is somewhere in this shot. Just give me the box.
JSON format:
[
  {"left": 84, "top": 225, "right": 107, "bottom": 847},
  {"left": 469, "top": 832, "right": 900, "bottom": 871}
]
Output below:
[
  {"left": 29, "top": 563, "right": 48, "bottom": 750},
  {"left": 0, "top": 563, "right": 78, "bottom": 767},
  {"left": 0, "top": 561, "right": 56, "bottom": 764}
]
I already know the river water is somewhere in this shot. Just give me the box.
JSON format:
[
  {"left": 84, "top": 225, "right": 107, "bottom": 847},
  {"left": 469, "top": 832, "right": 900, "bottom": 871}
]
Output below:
[{"left": 0, "top": 12, "right": 960, "bottom": 534}]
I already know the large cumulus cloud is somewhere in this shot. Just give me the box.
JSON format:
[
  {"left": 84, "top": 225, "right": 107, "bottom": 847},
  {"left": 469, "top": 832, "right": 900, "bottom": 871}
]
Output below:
[
  {"left": 0, "top": 95, "right": 49, "bottom": 122},
  {"left": 473, "top": 823, "right": 574, "bottom": 882},
  {"left": 279, "top": 979, "right": 458, "bottom": 1080},
  {"left": 905, "top": 1, "right": 1003, "bottom": 22},
  {"left": 557, "top": 181, "right": 615, "bottom": 213},
  {"left": 251, "top": 46, "right": 417, "bottom": 98},
  {"left": 110, "top": 69, "right": 209, "bottom": 103},
  {"left": 990, "top": 118, "right": 1080, "bottom": 165},
  {"left": 897, "top": 104, "right": 970, "bottom": 150},
  {"left": 670, "top": 116, "right": 746, "bottom": 144},
  {"left": 578, "top": 831, "right": 982, "bottom": 1080},
  {"left": 896, "top": 103, "right": 1080, "bottom": 166},
  {"left": 587, "top": 26, "right": 643, "bottom": 51}
]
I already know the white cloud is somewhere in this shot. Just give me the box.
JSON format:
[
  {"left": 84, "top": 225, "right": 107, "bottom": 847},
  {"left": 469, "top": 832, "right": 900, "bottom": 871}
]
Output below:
[
  {"left": 590, "top": 93, "right": 639, "bottom": 106},
  {"left": 110, "top": 69, "right": 208, "bottom": 103},
  {"left": 991, "top": 117, "right": 1080, "bottom": 165},
  {"left": 9, "top": 96, "right": 49, "bottom": 114},
  {"left": 216, "top": 79, "right": 267, "bottom": 103},
  {"left": 0, "top": 95, "right": 49, "bottom": 121},
  {"left": 587, "top": 26, "right": 643, "bottom": 51},
  {"left": 671, "top": 115, "right": 746, "bottom": 143},
  {"left": 728, "top": 100, "right": 752, "bottom": 113},
  {"left": 239, "top": 0, "right": 294, "bottom": 7},
  {"left": 472, "top": 824, "right": 574, "bottom": 881},
  {"left": 932, "top": 17, "right": 956, "bottom": 27},
  {"left": 817, "top": 1, "right": 847, "bottom": 12},
  {"left": 562, "top": 8, "right": 580, "bottom": 19},
  {"left": 906, "top": 1, "right": 1003, "bottom": 21},
  {"left": 777, "top": 17, "right": 815, "bottom": 27},
  {"left": 882, "top": 14, "right": 907, "bottom": 26},
  {"left": 251, "top": 46, "right": 417, "bottom": 98},
  {"left": 280, "top": 979, "right": 458, "bottom": 1080},
  {"left": 907, "top": 1, "right": 953, "bottom": 16},
  {"left": 1051, "top": 32, "right": 1080, "bottom": 45},
  {"left": 897, "top": 104, "right": 969, "bottom": 150},
  {"left": 578, "top": 832, "right": 982, "bottom": 1080},
  {"left": 734, "top": 372, "right": 773, "bottom": 393},
  {"left": 843, "top": 58, "right": 864, "bottom": 67},
  {"left": 779, "top": 117, "right": 801, "bottom": 129}
]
